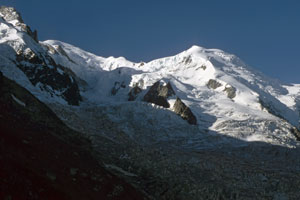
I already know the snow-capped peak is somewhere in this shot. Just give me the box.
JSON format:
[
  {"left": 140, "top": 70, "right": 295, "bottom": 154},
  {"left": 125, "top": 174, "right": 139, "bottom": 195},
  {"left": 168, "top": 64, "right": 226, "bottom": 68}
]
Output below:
[
  {"left": 0, "top": 8, "right": 82, "bottom": 105},
  {"left": 2, "top": 5, "right": 300, "bottom": 148},
  {"left": 41, "top": 39, "right": 300, "bottom": 148},
  {"left": 42, "top": 40, "right": 300, "bottom": 130}
]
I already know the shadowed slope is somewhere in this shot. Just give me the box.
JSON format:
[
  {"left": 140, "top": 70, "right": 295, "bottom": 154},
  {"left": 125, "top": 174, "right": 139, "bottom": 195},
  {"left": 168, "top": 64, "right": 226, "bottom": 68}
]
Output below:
[{"left": 0, "top": 72, "right": 146, "bottom": 200}]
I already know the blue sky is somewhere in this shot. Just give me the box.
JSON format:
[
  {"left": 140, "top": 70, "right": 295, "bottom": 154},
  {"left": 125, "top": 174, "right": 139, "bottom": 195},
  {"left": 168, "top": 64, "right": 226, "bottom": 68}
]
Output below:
[{"left": 2, "top": 0, "right": 300, "bottom": 83}]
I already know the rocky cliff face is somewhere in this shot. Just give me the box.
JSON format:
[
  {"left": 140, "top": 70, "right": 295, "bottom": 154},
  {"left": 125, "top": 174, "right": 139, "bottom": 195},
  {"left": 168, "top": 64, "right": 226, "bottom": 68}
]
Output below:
[
  {"left": 173, "top": 97, "right": 197, "bottom": 125},
  {"left": 143, "top": 81, "right": 175, "bottom": 108},
  {"left": 0, "top": 6, "right": 81, "bottom": 105},
  {"left": 142, "top": 81, "right": 197, "bottom": 124},
  {"left": 2, "top": 7, "right": 300, "bottom": 200}
]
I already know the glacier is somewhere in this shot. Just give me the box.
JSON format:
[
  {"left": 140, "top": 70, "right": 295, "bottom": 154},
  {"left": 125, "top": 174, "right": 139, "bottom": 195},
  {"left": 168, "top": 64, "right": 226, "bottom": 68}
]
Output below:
[
  {"left": 39, "top": 39, "right": 300, "bottom": 148},
  {"left": 2, "top": 6, "right": 300, "bottom": 199}
]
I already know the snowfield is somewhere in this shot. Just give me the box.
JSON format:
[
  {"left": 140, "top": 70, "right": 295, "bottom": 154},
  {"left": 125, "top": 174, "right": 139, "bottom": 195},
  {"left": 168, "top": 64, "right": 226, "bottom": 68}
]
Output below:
[
  {"left": 3, "top": 6, "right": 300, "bottom": 199},
  {"left": 1, "top": 7, "right": 300, "bottom": 149},
  {"left": 41, "top": 40, "right": 300, "bottom": 148}
]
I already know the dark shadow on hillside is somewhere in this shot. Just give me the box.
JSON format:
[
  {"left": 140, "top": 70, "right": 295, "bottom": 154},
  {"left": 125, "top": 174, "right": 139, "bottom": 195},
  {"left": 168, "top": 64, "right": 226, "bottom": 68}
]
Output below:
[{"left": 0, "top": 72, "right": 146, "bottom": 200}]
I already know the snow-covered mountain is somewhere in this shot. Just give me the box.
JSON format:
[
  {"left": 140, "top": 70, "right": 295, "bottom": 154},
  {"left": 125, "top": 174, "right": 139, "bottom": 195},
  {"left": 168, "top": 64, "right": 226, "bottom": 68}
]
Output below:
[
  {"left": 3, "top": 6, "right": 300, "bottom": 199},
  {"left": 1, "top": 6, "right": 300, "bottom": 149},
  {"left": 39, "top": 39, "right": 300, "bottom": 148},
  {"left": 0, "top": 6, "right": 81, "bottom": 105}
]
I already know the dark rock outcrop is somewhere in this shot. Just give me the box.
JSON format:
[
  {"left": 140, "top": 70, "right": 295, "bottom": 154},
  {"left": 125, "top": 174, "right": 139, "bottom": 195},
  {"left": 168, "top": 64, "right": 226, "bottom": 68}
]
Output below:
[
  {"left": 0, "top": 7, "right": 82, "bottom": 105},
  {"left": 111, "top": 81, "right": 126, "bottom": 95},
  {"left": 200, "top": 65, "right": 207, "bottom": 70},
  {"left": 291, "top": 127, "right": 300, "bottom": 141},
  {"left": 143, "top": 81, "right": 175, "bottom": 108},
  {"left": 20, "top": 23, "right": 38, "bottom": 42},
  {"left": 207, "top": 79, "right": 222, "bottom": 89},
  {"left": 224, "top": 85, "right": 236, "bottom": 99},
  {"left": 63, "top": 67, "right": 89, "bottom": 91},
  {"left": 16, "top": 48, "right": 82, "bottom": 105},
  {"left": 183, "top": 55, "right": 192, "bottom": 65},
  {"left": 173, "top": 97, "right": 197, "bottom": 125},
  {"left": 128, "top": 85, "right": 142, "bottom": 101}
]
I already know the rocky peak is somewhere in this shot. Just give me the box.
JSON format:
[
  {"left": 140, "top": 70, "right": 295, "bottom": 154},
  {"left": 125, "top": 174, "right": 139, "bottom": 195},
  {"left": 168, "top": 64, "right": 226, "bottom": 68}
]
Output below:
[
  {"left": 0, "top": 6, "right": 23, "bottom": 23},
  {"left": 0, "top": 6, "right": 38, "bottom": 42},
  {"left": 0, "top": 7, "right": 81, "bottom": 105}
]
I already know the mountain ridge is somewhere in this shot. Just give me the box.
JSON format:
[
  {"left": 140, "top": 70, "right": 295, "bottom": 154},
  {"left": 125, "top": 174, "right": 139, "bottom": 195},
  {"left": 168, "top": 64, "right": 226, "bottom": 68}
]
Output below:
[
  {"left": 41, "top": 39, "right": 300, "bottom": 147},
  {"left": 0, "top": 6, "right": 82, "bottom": 105},
  {"left": 2, "top": 6, "right": 300, "bottom": 199},
  {"left": 1, "top": 5, "right": 300, "bottom": 147}
]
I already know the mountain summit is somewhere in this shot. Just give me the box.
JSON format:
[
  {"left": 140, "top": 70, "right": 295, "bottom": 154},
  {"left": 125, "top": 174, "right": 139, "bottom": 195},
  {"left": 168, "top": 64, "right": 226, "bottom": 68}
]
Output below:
[
  {"left": 0, "top": 6, "right": 81, "bottom": 105},
  {"left": 38, "top": 39, "right": 300, "bottom": 147},
  {"left": 1, "top": 6, "right": 300, "bottom": 146},
  {"left": 1, "top": 7, "right": 300, "bottom": 199}
]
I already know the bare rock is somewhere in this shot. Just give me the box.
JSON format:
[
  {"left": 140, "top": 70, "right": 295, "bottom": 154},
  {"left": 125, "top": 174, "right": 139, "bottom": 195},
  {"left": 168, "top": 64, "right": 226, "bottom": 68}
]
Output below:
[
  {"left": 173, "top": 97, "right": 197, "bottom": 125},
  {"left": 224, "top": 85, "right": 236, "bottom": 99},
  {"left": 15, "top": 48, "right": 82, "bottom": 105},
  {"left": 143, "top": 81, "right": 175, "bottom": 108},
  {"left": 0, "top": 6, "right": 24, "bottom": 23},
  {"left": 183, "top": 55, "right": 192, "bottom": 65},
  {"left": 291, "top": 127, "right": 300, "bottom": 141},
  {"left": 159, "top": 82, "right": 176, "bottom": 98},
  {"left": 200, "top": 65, "right": 207, "bottom": 70},
  {"left": 128, "top": 85, "right": 142, "bottom": 101},
  {"left": 207, "top": 79, "right": 222, "bottom": 89}
]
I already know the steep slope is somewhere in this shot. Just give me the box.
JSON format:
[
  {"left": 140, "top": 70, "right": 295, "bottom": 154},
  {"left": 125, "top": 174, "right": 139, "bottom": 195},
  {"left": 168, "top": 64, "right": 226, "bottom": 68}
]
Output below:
[
  {"left": 2, "top": 7, "right": 300, "bottom": 200},
  {"left": 0, "top": 6, "right": 81, "bottom": 105},
  {"left": 1, "top": 7, "right": 298, "bottom": 147},
  {"left": 43, "top": 40, "right": 300, "bottom": 148},
  {"left": 0, "top": 71, "right": 146, "bottom": 200}
]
